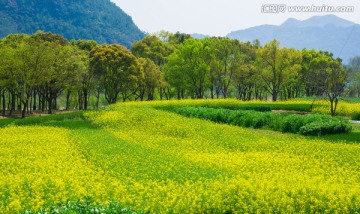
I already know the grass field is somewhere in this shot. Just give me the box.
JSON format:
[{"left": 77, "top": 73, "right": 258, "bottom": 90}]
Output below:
[{"left": 0, "top": 100, "right": 359, "bottom": 213}]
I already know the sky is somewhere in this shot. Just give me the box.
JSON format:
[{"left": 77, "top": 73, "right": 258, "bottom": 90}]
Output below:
[{"left": 111, "top": 0, "right": 360, "bottom": 36}]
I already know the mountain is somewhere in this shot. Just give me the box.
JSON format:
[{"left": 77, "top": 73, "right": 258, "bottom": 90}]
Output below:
[
  {"left": 0, "top": 0, "right": 145, "bottom": 47},
  {"left": 227, "top": 15, "right": 360, "bottom": 63},
  {"left": 191, "top": 33, "right": 209, "bottom": 39}
]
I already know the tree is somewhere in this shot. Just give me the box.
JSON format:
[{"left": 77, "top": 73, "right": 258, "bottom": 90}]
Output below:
[
  {"left": 346, "top": 56, "right": 360, "bottom": 97},
  {"left": 301, "top": 49, "right": 331, "bottom": 96},
  {"left": 301, "top": 49, "right": 347, "bottom": 115},
  {"left": 131, "top": 35, "right": 175, "bottom": 100},
  {"left": 324, "top": 59, "right": 347, "bottom": 116},
  {"left": 230, "top": 41, "right": 263, "bottom": 100},
  {"left": 0, "top": 34, "right": 33, "bottom": 117},
  {"left": 90, "top": 44, "right": 140, "bottom": 104},
  {"left": 137, "top": 58, "right": 164, "bottom": 101},
  {"left": 131, "top": 35, "right": 174, "bottom": 66},
  {"left": 210, "top": 37, "right": 245, "bottom": 98},
  {"left": 30, "top": 32, "right": 81, "bottom": 114},
  {"left": 164, "top": 39, "right": 212, "bottom": 99},
  {"left": 71, "top": 40, "right": 99, "bottom": 110},
  {"left": 256, "top": 40, "right": 302, "bottom": 101}
]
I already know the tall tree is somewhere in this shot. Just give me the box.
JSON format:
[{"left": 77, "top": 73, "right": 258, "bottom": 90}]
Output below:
[
  {"left": 324, "top": 59, "right": 347, "bottom": 116},
  {"left": 90, "top": 44, "right": 140, "bottom": 104},
  {"left": 131, "top": 35, "right": 175, "bottom": 100},
  {"left": 231, "top": 41, "right": 262, "bottom": 100},
  {"left": 256, "top": 40, "right": 302, "bottom": 101},
  {"left": 164, "top": 39, "right": 212, "bottom": 99},
  {"left": 0, "top": 34, "right": 32, "bottom": 117},
  {"left": 137, "top": 58, "right": 164, "bottom": 101},
  {"left": 210, "top": 37, "right": 245, "bottom": 98},
  {"left": 71, "top": 39, "right": 99, "bottom": 110}
]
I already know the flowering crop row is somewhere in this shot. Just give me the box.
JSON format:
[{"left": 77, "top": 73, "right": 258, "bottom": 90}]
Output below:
[{"left": 1, "top": 99, "right": 359, "bottom": 213}]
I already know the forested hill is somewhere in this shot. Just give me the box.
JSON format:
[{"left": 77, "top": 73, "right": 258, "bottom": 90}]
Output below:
[{"left": 0, "top": 0, "right": 145, "bottom": 47}]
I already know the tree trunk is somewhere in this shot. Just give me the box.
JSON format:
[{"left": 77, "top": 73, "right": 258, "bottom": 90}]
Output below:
[
  {"left": 147, "top": 88, "right": 154, "bottom": 101},
  {"left": 21, "top": 100, "right": 28, "bottom": 118},
  {"left": 29, "top": 93, "right": 33, "bottom": 114},
  {"left": 272, "top": 89, "right": 278, "bottom": 102},
  {"left": 66, "top": 90, "right": 71, "bottom": 111},
  {"left": 48, "top": 90, "right": 54, "bottom": 114},
  {"left": 53, "top": 98, "right": 57, "bottom": 111},
  {"left": 177, "top": 89, "right": 181, "bottom": 100},
  {"left": 95, "top": 89, "right": 100, "bottom": 109},
  {"left": 83, "top": 89, "right": 88, "bottom": 110},
  {"left": 330, "top": 96, "right": 339, "bottom": 117},
  {"left": 159, "top": 88, "right": 163, "bottom": 100},
  {"left": 9, "top": 92, "right": 16, "bottom": 116},
  {"left": 41, "top": 94, "right": 46, "bottom": 113},
  {"left": 33, "top": 90, "right": 37, "bottom": 111},
  {"left": 48, "top": 97, "right": 52, "bottom": 114},
  {"left": 1, "top": 91, "right": 5, "bottom": 117},
  {"left": 78, "top": 91, "right": 84, "bottom": 110}
]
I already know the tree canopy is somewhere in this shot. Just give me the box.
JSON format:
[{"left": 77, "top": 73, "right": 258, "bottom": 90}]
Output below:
[{"left": 0, "top": 32, "right": 355, "bottom": 117}]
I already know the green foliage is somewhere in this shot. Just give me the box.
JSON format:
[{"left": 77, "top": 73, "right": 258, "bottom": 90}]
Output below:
[
  {"left": 257, "top": 39, "right": 302, "bottom": 101},
  {"left": 137, "top": 58, "right": 164, "bottom": 101},
  {"left": 158, "top": 102, "right": 311, "bottom": 112},
  {"left": 89, "top": 44, "right": 141, "bottom": 104},
  {"left": 21, "top": 197, "right": 144, "bottom": 214},
  {"left": 14, "top": 112, "right": 85, "bottom": 127},
  {"left": 164, "top": 38, "right": 212, "bottom": 99},
  {"left": 0, "top": 118, "right": 15, "bottom": 127},
  {"left": 299, "top": 120, "right": 352, "bottom": 136},
  {"left": 131, "top": 35, "right": 174, "bottom": 66},
  {"left": 169, "top": 106, "right": 352, "bottom": 136},
  {"left": 0, "top": 0, "right": 144, "bottom": 47},
  {"left": 351, "top": 113, "right": 360, "bottom": 120}
]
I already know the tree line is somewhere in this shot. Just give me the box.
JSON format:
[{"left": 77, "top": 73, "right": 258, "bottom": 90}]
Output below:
[{"left": 0, "top": 31, "right": 359, "bottom": 117}]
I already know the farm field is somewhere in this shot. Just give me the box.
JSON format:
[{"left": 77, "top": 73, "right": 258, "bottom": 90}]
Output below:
[{"left": 0, "top": 100, "right": 360, "bottom": 213}]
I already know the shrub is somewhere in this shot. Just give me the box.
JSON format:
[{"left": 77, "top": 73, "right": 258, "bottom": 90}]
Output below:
[
  {"left": 0, "top": 118, "right": 15, "bottom": 127},
  {"left": 169, "top": 107, "right": 351, "bottom": 136},
  {"left": 351, "top": 113, "right": 360, "bottom": 120},
  {"left": 300, "top": 120, "right": 352, "bottom": 136}
]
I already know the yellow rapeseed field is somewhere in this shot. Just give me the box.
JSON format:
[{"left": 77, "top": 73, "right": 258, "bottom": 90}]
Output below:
[
  {"left": 312, "top": 100, "right": 360, "bottom": 115},
  {"left": 0, "top": 99, "right": 359, "bottom": 213}
]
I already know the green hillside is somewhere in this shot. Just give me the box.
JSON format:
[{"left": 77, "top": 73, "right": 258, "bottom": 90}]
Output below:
[{"left": 0, "top": 0, "right": 145, "bottom": 47}]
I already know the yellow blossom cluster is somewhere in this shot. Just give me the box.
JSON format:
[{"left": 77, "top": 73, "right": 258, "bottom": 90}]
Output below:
[
  {"left": 0, "top": 126, "right": 126, "bottom": 213},
  {"left": 83, "top": 104, "right": 360, "bottom": 213},
  {"left": 312, "top": 100, "right": 360, "bottom": 115}
]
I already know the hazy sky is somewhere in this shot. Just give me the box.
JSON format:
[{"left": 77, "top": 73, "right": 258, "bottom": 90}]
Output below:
[{"left": 111, "top": 0, "right": 360, "bottom": 36}]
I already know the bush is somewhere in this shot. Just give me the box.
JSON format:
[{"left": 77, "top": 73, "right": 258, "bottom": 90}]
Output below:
[
  {"left": 300, "top": 120, "right": 352, "bottom": 136},
  {"left": 351, "top": 113, "right": 360, "bottom": 120},
  {"left": 0, "top": 118, "right": 15, "bottom": 127},
  {"left": 169, "top": 107, "right": 351, "bottom": 136}
]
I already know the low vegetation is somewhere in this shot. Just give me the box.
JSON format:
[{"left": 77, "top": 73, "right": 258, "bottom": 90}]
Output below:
[
  {"left": 351, "top": 113, "right": 360, "bottom": 120},
  {"left": 0, "top": 100, "right": 359, "bottom": 213},
  {"left": 166, "top": 106, "right": 351, "bottom": 136}
]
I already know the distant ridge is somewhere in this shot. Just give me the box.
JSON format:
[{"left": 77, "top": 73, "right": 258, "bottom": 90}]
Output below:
[
  {"left": 0, "top": 0, "right": 145, "bottom": 47},
  {"left": 227, "top": 15, "right": 360, "bottom": 62},
  {"left": 191, "top": 33, "right": 209, "bottom": 39}
]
